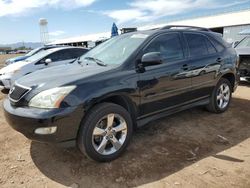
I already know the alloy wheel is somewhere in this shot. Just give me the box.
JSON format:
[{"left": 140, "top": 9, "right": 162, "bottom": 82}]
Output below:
[
  {"left": 217, "top": 83, "right": 230, "bottom": 109},
  {"left": 92, "top": 113, "right": 128, "bottom": 155}
]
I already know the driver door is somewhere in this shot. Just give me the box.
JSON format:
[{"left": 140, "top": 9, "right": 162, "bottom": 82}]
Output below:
[{"left": 138, "top": 32, "right": 193, "bottom": 117}]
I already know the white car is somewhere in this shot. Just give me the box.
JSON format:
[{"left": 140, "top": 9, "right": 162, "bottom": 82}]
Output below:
[{"left": 0, "top": 47, "right": 88, "bottom": 89}]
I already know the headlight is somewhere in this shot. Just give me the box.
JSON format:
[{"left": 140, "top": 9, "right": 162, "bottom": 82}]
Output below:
[
  {"left": 3, "top": 69, "right": 20, "bottom": 75},
  {"left": 28, "top": 86, "right": 76, "bottom": 109},
  {"left": 10, "top": 69, "right": 20, "bottom": 74}
]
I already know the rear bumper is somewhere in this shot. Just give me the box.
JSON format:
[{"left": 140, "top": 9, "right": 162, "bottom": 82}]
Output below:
[
  {"left": 3, "top": 99, "right": 84, "bottom": 144},
  {"left": 234, "top": 71, "right": 240, "bottom": 92}
]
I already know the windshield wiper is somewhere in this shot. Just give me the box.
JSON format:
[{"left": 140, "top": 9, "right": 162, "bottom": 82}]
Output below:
[
  {"left": 84, "top": 57, "right": 107, "bottom": 67},
  {"left": 77, "top": 57, "right": 82, "bottom": 64}
]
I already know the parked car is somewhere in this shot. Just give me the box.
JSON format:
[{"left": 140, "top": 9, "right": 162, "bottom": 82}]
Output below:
[
  {"left": 0, "top": 46, "right": 88, "bottom": 89},
  {"left": 5, "top": 45, "right": 65, "bottom": 65},
  {"left": 235, "top": 36, "right": 250, "bottom": 80},
  {"left": 4, "top": 26, "right": 239, "bottom": 162}
]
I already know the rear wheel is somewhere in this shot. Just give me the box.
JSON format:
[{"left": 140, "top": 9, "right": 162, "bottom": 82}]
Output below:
[
  {"left": 77, "top": 103, "right": 133, "bottom": 162},
  {"left": 206, "top": 78, "right": 232, "bottom": 113}
]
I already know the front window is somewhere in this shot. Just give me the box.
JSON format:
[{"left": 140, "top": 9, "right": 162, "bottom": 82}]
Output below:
[
  {"left": 80, "top": 33, "right": 149, "bottom": 65},
  {"left": 145, "top": 33, "right": 184, "bottom": 62},
  {"left": 25, "top": 47, "right": 42, "bottom": 56},
  {"left": 236, "top": 37, "right": 250, "bottom": 48},
  {"left": 25, "top": 49, "right": 58, "bottom": 62}
]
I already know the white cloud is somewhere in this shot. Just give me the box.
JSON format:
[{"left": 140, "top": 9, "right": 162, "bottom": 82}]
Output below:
[
  {"left": 49, "top": 30, "right": 66, "bottom": 36},
  {"left": 104, "top": 9, "right": 146, "bottom": 24},
  {"left": 104, "top": 0, "right": 249, "bottom": 24},
  {"left": 0, "top": 0, "right": 97, "bottom": 17}
]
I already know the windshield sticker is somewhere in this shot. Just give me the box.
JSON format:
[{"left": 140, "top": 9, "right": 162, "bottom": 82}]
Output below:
[{"left": 131, "top": 34, "right": 149, "bottom": 39}]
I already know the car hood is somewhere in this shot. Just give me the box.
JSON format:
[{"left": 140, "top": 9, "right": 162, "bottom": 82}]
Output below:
[
  {"left": 0, "top": 60, "right": 30, "bottom": 74},
  {"left": 235, "top": 47, "right": 250, "bottom": 56},
  {"left": 7, "top": 56, "right": 27, "bottom": 63},
  {"left": 16, "top": 62, "right": 115, "bottom": 90}
]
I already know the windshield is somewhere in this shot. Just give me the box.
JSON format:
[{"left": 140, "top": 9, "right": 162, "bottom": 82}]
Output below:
[
  {"left": 25, "top": 49, "right": 57, "bottom": 62},
  {"left": 236, "top": 37, "right": 250, "bottom": 48},
  {"left": 80, "top": 33, "right": 149, "bottom": 65},
  {"left": 25, "top": 47, "right": 42, "bottom": 56}
]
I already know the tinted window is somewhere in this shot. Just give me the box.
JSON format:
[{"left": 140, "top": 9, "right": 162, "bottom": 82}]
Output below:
[
  {"left": 210, "top": 37, "right": 225, "bottom": 52},
  {"left": 46, "top": 50, "right": 66, "bottom": 62},
  {"left": 185, "top": 33, "right": 209, "bottom": 57},
  {"left": 206, "top": 39, "right": 217, "bottom": 54},
  {"left": 145, "top": 33, "right": 184, "bottom": 61},
  {"left": 80, "top": 33, "right": 148, "bottom": 65},
  {"left": 47, "top": 49, "right": 79, "bottom": 62},
  {"left": 71, "top": 49, "right": 87, "bottom": 58}
]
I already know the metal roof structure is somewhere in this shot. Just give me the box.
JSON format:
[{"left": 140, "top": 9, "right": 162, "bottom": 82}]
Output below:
[
  {"left": 50, "top": 9, "right": 250, "bottom": 45},
  {"left": 49, "top": 32, "right": 110, "bottom": 45},
  {"left": 139, "top": 9, "right": 250, "bottom": 30}
]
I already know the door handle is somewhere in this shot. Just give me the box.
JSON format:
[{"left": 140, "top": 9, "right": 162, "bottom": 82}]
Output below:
[
  {"left": 216, "top": 58, "right": 222, "bottom": 63},
  {"left": 182, "top": 64, "right": 189, "bottom": 71}
]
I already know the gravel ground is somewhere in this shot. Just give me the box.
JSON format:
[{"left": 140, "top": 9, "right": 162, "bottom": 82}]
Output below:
[
  {"left": 0, "top": 55, "right": 250, "bottom": 188},
  {"left": 0, "top": 54, "right": 21, "bottom": 68}
]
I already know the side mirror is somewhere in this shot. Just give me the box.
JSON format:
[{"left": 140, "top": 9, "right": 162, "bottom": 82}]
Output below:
[
  {"left": 141, "top": 52, "right": 163, "bottom": 67},
  {"left": 45, "top": 58, "right": 52, "bottom": 65},
  {"left": 233, "top": 41, "right": 239, "bottom": 48}
]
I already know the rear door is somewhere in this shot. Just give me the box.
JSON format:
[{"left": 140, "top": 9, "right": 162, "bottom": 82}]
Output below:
[
  {"left": 138, "top": 32, "right": 193, "bottom": 117},
  {"left": 183, "top": 32, "right": 222, "bottom": 99}
]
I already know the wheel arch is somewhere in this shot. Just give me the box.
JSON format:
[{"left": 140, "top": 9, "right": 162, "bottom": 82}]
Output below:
[
  {"left": 84, "top": 94, "right": 138, "bottom": 129},
  {"left": 220, "top": 72, "right": 236, "bottom": 91}
]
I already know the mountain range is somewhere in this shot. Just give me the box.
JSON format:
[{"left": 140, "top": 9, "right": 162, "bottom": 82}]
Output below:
[{"left": 0, "top": 42, "right": 42, "bottom": 49}]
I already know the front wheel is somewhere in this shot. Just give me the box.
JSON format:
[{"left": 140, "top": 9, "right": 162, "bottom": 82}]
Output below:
[
  {"left": 77, "top": 103, "right": 133, "bottom": 162},
  {"left": 206, "top": 78, "right": 232, "bottom": 113}
]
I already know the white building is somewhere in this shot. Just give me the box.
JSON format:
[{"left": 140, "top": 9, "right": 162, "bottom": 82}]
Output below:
[
  {"left": 49, "top": 32, "right": 110, "bottom": 47},
  {"left": 50, "top": 8, "right": 250, "bottom": 47}
]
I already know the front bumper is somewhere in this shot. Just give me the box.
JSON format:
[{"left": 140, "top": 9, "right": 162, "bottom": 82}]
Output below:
[
  {"left": 0, "top": 78, "right": 11, "bottom": 89},
  {"left": 3, "top": 99, "right": 84, "bottom": 145}
]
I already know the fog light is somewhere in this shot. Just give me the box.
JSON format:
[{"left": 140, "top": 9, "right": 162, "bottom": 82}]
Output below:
[{"left": 34, "top": 126, "right": 57, "bottom": 135}]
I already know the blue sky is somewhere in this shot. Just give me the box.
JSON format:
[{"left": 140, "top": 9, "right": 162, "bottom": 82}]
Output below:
[{"left": 0, "top": 0, "right": 250, "bottom": 44}]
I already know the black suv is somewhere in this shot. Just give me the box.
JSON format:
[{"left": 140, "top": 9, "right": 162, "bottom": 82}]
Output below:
[{"left": 4, "top": 26, "right": 239, "bottom": 162}]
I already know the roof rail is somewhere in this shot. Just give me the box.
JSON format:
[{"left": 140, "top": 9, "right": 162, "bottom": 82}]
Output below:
[{"left": 161, "top": 25, "right": 211, "bottom": 32}]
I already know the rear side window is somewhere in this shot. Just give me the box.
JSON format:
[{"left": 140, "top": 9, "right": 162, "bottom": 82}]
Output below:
[
  {"left": 185, "top": 33, "right": 217, "bottom": 57},
  {"left": 145, "top": 33, "right": 184, "bottom": 61},
  {"left": 185, "top": 33, "right": 207, "bottom": 57},
  {"left": 209, "top": 37, "right": 225, "bottom": 52},
  {"left": 206, "top": 39, "right": 217, "bottom": 54}
]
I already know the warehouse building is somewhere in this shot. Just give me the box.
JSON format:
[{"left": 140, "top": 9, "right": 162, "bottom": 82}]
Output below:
[
  {"left": 140, "top": 8, "right": 250, "bottom": 44},
  {"left": 50, "top": 8, "right": 250, "bottom": 47}
]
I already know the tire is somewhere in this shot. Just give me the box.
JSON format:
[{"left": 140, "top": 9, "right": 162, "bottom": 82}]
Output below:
[
  {"left": 206, "top": 78, "right": 232, "bottom": 113},
  {"left": 77, "top": 103, "right": 133, "bottom": 162}
]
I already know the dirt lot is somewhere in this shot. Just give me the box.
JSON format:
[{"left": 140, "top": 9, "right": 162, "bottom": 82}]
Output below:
[
  {"left": 0, "top": 55, "right": 250, "bottom": 188},
  {"left": 0, "top": 54, "right": 22, "bottom": 68}
]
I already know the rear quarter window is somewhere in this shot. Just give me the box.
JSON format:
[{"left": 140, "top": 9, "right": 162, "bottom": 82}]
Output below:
[{"left": 209, "top": 37, "right": 226, "bottom": 52}]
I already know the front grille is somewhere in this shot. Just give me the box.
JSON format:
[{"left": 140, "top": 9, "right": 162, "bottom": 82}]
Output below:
[{"left": 9, "top": 84, "right": 31, "bottom": 102}]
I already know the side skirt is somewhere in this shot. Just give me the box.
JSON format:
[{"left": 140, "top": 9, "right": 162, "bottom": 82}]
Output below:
[{"left": 136, "top": 97, "right": 210, "bottom": 128}]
